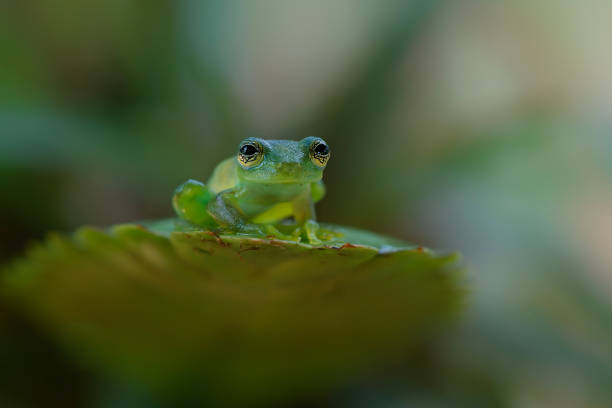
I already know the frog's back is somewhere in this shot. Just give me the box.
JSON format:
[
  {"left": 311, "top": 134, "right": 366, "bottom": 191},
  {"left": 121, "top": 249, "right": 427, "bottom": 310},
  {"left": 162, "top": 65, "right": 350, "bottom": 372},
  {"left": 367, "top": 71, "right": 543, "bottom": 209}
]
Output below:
[{"left": 207, "top": 157, "right": 239, "bottom": 194}]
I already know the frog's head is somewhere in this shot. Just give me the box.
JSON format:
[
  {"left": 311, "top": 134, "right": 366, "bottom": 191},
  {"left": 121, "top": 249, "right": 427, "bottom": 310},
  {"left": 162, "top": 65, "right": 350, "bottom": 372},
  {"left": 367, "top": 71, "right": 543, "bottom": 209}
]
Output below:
[{"left": 235, "top": 137, "right": 330, "bottom": 184}]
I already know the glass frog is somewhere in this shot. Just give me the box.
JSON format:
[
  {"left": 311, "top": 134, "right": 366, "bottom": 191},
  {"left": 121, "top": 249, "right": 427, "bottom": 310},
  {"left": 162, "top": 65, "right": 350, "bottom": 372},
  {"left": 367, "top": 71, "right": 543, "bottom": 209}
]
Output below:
[{"left": 172, "top": 137, "right": 333, "bottom": 244}]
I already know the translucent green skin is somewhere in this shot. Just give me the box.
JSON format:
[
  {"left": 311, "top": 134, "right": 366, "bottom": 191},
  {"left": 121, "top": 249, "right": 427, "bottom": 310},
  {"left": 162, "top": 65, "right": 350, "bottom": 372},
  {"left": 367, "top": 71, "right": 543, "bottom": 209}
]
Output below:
[{"left": 172, "top": 137, "right": 328, "bottom": 243}]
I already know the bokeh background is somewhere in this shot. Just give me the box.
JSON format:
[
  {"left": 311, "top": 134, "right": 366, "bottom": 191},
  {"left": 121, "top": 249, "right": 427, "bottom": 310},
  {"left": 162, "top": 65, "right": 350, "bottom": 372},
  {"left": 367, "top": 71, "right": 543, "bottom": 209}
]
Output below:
[{"left": 2, "top": 0, "right": 612, "bottom": 407}]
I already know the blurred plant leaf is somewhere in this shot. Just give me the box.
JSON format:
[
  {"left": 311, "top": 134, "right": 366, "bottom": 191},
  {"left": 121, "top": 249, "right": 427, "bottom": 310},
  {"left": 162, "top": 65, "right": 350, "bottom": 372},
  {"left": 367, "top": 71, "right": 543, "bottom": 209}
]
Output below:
[
  {"left": 2, "top": 220, "right": 463, "bottom": 406},
  {"left": 0, "top": 298, "right": 93, "bottom": 408},
  {"left": 293, "top": 0, "right": 444, "bottom": 141}
]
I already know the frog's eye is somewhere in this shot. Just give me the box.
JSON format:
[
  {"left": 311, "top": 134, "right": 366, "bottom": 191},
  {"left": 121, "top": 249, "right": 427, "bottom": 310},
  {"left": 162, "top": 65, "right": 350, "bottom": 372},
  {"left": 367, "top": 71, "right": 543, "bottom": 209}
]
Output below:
[
  {"left": 309, "top": 140, "right": 330, "bottom": 167},
  {"left": 238, "top": 141, "right": 264, "bottom": 168}
]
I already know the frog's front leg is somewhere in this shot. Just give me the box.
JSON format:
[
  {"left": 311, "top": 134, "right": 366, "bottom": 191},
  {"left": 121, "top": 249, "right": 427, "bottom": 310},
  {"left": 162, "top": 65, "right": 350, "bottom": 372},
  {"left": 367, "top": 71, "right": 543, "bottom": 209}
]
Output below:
[
  {"left": 172, "top": 179, "right": 215, "bottom": 227},
  {"left": 207, "top": 190, "right": 268, "bottom": 236}
]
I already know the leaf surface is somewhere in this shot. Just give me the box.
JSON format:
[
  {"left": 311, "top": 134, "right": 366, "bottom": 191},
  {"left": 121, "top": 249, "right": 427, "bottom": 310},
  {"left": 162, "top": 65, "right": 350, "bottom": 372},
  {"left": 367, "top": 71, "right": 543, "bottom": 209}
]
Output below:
[{"left": 2, "top": 219, "right": 464, "bottom": 405}]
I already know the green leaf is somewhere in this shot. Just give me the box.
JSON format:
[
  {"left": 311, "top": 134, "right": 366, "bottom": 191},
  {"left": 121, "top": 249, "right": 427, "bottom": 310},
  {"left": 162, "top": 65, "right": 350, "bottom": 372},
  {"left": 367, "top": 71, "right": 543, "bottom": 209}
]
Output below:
[{"left": 2, "top": 220, "right": 464, "bottom": 406}]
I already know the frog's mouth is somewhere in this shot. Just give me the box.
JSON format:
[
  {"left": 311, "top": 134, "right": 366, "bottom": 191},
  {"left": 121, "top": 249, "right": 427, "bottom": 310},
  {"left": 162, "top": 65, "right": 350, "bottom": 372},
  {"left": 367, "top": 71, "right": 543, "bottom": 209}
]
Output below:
[{"left": 246, "top": 177, "right": 320, "bottom": 185}]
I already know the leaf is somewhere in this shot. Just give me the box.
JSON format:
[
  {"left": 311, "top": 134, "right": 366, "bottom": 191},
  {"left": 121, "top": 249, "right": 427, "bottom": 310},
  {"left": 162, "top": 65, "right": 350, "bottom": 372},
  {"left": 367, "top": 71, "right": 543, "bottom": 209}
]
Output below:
[{"left": 1, "top": 219, "right": 464, "bottom": 406}]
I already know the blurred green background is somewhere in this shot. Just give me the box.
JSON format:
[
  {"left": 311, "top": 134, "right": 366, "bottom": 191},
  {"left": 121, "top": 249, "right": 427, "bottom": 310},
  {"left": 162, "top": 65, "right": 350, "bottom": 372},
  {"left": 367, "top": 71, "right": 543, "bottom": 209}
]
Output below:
[{"left": 2, "top": 0, "right": 612, "bottom": 407}]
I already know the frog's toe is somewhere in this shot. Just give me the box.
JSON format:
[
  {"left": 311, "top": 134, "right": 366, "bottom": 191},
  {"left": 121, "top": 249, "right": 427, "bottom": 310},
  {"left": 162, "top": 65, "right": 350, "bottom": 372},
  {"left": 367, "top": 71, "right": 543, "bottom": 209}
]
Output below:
[
  {"left": 307, "top": 235, "right": 322, "bottom": 245},
  {"left": 233, "top": 223, "right": 267, "bottom": 237},
  {"left": 303, "top": 220, "right": 323, "bottom": 245}
]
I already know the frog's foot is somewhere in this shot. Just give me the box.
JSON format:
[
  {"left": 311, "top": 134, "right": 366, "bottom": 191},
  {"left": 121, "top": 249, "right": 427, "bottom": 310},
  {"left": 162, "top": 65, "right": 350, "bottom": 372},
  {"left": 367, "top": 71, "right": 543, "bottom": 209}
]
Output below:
[
  {"left": 263, "top": 225, "right": 302, "bottom": 242},
  {"left": 221, "top": 223, "right": 299, "bottom": 241},
  {"left": 302, "top": 221, "right": 344, "bottom": 245},
  {"left": 246, "top": 222, "right": 343, "bottom": 244},
  {"left": 303, "top": 220, "right": 322, "bottom": 245}
]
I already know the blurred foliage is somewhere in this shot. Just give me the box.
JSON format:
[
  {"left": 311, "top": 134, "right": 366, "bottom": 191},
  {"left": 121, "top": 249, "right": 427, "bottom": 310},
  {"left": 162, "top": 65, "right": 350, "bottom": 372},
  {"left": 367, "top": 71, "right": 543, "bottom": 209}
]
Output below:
[
  {"left": 2, "top": 0, "right": 612, "bottom": 406},
  {"left": 2, "top": 223, "right": 462, "bottom": 407}
]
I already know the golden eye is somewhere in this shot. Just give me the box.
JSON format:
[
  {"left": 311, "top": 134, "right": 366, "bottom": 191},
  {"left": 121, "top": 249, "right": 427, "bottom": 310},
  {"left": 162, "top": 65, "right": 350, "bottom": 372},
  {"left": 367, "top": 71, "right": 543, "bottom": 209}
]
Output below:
[
  {"left": 238, "top": 142, "right": 263, "bottom": 168},
  {"left": 310, "top": 140, "right": 330, "bottom": 167}
]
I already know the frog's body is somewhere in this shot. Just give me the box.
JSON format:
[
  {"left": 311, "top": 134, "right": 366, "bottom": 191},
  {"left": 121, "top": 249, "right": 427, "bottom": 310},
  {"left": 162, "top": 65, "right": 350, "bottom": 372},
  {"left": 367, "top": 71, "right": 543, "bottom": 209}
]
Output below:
[{"left": 172, "top": 137, "right": 330, "bottom": 243}]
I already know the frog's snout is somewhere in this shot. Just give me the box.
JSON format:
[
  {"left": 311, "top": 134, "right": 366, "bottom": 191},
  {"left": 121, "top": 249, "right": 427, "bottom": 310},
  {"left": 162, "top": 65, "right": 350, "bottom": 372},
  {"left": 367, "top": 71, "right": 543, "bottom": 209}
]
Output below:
[
  {"left": 277, "top": 162, "right": 300, "bottom": 169},
  {"left": 275, "top": 162, "right": 301, "bottom": 176}
]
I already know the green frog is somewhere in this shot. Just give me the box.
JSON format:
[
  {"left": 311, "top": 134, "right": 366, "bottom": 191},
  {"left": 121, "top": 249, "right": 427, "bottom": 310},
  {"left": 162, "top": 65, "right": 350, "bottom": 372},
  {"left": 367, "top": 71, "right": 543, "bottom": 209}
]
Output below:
[{"left": 172, "top": 137, "right": 331, "bottom": 243}]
